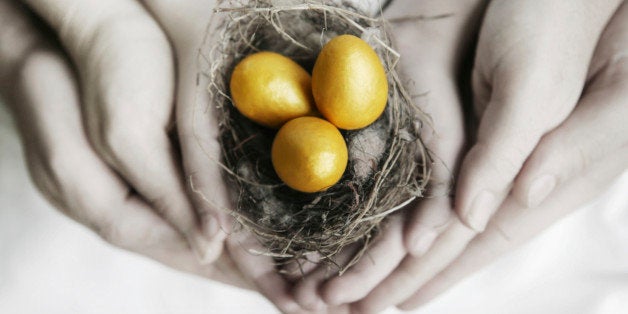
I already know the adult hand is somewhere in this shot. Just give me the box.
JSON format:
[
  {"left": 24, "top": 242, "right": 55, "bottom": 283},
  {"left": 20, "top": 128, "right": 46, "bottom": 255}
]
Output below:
[
  {"left": 139, "top": 1, "right": 327, "bottom": 312},
  {"left": 456, "top": 0, "right": 623, "bottom": 232},
  {"left": 297, "top": 0, "right": 627, "bottom": 312},
  {"left": 349, "top": 1, "right": 628, "bottom": 312},
  {"left": 0, "top": 0, "right": 248, "bottom": 288},
  {"left": 290, "top": 0, "right": 487, "bottom": 310},
  {"left": 18, "top": 0, "right": 223, "bottom": 262},
  {"left": 399, "top": 1, "right": 628, "bottom": 309}
]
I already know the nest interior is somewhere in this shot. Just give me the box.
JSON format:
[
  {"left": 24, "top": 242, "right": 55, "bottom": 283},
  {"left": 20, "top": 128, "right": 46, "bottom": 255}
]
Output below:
[{"left": 200, "top": 0, "right": 432, "bottom": 273}]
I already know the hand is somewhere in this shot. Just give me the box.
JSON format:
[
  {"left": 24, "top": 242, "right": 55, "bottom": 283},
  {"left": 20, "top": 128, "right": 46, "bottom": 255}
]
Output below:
[
  {"left": 6, "top": 0, "right": 305, "bottom": 311},
  {"left": 290, "top": 0, "right": 486, "bottom": 310},
  {"left": 0, "top": 0, "right": 248, "bottom": 288},
  {"left": 455, "top": 0, "right": 624, "bottom": 232},
  {"left": 138, "top": 1, "right": 321, "bottom": 312},
  {"left": 296, "top": 0, "right": 628, "bottom": 312},
  {"left": 399, "top": 1, "right": 628, "bottom": 309},
  {"left": 346, "top": 1, "right": 628, "bottom": 312},
  {"left": 17, "top": 0, "right": 223, "bottom": 262}
]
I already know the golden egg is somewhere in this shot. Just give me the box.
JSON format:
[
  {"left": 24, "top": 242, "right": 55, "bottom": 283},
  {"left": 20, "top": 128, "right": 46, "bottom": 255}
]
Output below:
[
  {"left": 312, "top": 34, "right": 388, "bottom": 130},
  {"left": 271, "top": 117, "right": 348, "bottom": 193},
  {"left": 230, "top": 51, "right": 317, "bottom": 128}
]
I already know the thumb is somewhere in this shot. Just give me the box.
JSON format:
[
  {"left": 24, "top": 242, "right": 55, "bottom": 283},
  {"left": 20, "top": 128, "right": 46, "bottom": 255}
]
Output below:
[
  {"left": 142, "top": 0, "right": 234, "bottom": 241},
  {"left": 22, "top": 0, "right": 225, "bottom": 262},
  {"left": 456, "top": 0, "right": 622, "bottom": 232}
]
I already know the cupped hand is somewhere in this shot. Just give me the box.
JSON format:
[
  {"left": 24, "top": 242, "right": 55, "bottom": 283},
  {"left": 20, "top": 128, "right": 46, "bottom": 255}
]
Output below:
[
  {"left": 350, "top": 1, "right": 628, "bottom": 312},
  {"left": 399, "top": 1, "right": 628, "bottom": 309},
  {"left": 17, "top": 0, "right": 224, "bottom": 262},
  {"left": 296, "top": 0, "right": 628, "bottom": 312},
  {"left": 140, "top": 0, "right": 326, "bottom": 312},
  {"left": 456, "top": 0, "right": 624, "bottom": 232},
  {"left": 290, "top": 0, "right": 487, "bottom": 311},
  {"left": 0, "top": 0, "right": 247, "bottom": 288}
]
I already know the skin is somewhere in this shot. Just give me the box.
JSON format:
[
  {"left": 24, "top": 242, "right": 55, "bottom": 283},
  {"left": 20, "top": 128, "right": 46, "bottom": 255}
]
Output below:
[
  {"left": 304, "top": 0, "right": 627, "bottom": 313},
  {"left": 3, "top": 0, "right": 627, "bottom": 313},
  {"left": 292, "top": 0, "right": 484, "bottom": 310},
  {"left": 18, "top": 0, "right": 224, "bottom": 263},
  {"left": 5, "top": 0, "right": 339, "bottom": 312},
  {"left": 398, "top": 2, "right": 628, "bottom": 309},
  {"left": 0, "top": 0, "right": 248, "bottom": 289},
  {"left": 455, "top": 0, "right": 624, "bottom": 233}
]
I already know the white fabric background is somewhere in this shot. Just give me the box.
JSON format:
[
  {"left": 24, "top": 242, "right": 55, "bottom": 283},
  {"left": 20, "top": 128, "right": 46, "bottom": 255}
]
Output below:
[{"left": 1, "top": 101, "right": 627, "bottom": 314}]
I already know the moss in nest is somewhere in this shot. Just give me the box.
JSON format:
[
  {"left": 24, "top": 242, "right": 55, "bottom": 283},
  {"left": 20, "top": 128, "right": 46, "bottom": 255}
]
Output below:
[{"left": 198, "top": 0, "right": 432, "bottom": 274}]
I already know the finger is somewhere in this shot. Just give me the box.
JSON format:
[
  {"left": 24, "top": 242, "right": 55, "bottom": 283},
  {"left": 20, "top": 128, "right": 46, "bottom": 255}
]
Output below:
[
  {"left": 513, "top": 1, "right": 628, "bottom": 208},
  {"left": 0, "top": 0, "right": 40, "bottom": 84},
  {"left": 141, "top": 0, "right": 234, "bottom": 242},
  {"left": 351, "top": 219, "right": 476, "bottom": 314},
  {"left": 293, "top": 243, "right": 361, "bottom": 311},
  {"left": 3, "top": 0, "right": 251, "bottom": 289},
  {"left": 22, "top": 0, "right": 219, "bottom": 262},
  {"left": 225, "top": 233, "right": 302, "bottom": 314},
  {"left": 403, "top": 71, "right": 462, "bottom": 257},
  {"left": 3, "top": 1, "right": 180, "bottom": 258},
  {"left": 320, "top": 215, "right": 406, "bottom": 305},
  {"left": 401, "top": 7, "right": 628, "bottom": 304},
  {"left": 7, "top": 38, "right": 233, "bottom": 283},
  {"left": 398, "top": 5, "right": 628, "bottom": 309},
  {"left": 398, "top": 63, "right": 461, "bottom": 259},
  {"left": 457, "top": 0, "right": 623, "bottom": 232},
  {"left": 399, "top": 147, "right": 628, "bottom": 311},
  {"left": 315, "top": 0, "right": 481, "bottom": 307},
  {"left": 281, "top": 252, "right": 323, "bottom": 281},
  {"left": 382, "top": 0, "right": 482, "bottom": 257},
  {"left": 406, "top": 197, "right": 453, "bottom": 256}
]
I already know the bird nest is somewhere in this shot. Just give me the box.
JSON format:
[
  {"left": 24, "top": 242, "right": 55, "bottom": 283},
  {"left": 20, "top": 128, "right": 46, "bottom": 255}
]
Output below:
[{"left": 197, "top": 0, "right": 432, "bottom": 273}]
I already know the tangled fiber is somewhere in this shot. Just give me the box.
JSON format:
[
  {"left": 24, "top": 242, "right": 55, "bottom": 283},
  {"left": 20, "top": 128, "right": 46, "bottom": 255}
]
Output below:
[{"left": 198, "top": 0, "right": 432, "bottom": 273}]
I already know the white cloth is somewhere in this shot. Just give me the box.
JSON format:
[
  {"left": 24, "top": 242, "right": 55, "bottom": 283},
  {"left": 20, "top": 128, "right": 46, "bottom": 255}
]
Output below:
[{"left": 1, "top": 102, "right": 627, "bottom": 314}]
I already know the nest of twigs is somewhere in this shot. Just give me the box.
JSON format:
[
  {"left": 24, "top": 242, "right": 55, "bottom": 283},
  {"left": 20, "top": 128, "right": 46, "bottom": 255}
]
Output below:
[{"left": 199, "top": 0, "right": 432, "bottom": 273}]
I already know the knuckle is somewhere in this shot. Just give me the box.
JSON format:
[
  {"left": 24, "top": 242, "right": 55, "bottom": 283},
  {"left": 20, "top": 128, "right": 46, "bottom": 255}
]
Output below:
[
  {"left": 611, "top": 54, "right": 628, "bottom": 77},
  {"left": 70, "top": 5, "right": 167, "bottom": 61},
  {"left": 97, "top": 121, "right": 146, "bottom": 163},
  {"left": 15, "top": 50, "right": 59, "bottom": 90},
  {"left": 147, "top": 194, "right": 178, "bottom": 218},
  {"left": 592, "top": 53, "right": 628, "bottom": 89},
  {"left": 79, "top": 10, "right": 173, "bottom": 123},
  {"left": 41, "top": 149, "right": 81, "bottom": 202},
  {"left": 480, "top": 154, "right": 519, "bottom": 189},
  {"left": 535, "top": 131, "right": 585, "bottom": 176},
  {"left": 525, "top": 135, "right": 559, "bottom": 172},
  {"left": 100, "top": 123, "right": 128, "bottom": 155},
  {"left": 475, "top": 142, "right": 526, "bottom": 178},
  {"left": 95, "top": 218, "right": 163, "bottom": 251},
  {"left": 397, "top": 265, "right": 420, "bottom": 283},
  {"left": 147, "top": 193, "right": 196, "bottom": 232},
  {"left": 573, "top": 144, "right": 591, "bottom": 174},
  {"left": 28, "top": 159, "right": 68, "bottom": 212},
  {"left": 96, "top": 220, "right": 127, "bottom": 247},
  {"left": 128, "top": 225, "right": 164, "bottom": 250}
]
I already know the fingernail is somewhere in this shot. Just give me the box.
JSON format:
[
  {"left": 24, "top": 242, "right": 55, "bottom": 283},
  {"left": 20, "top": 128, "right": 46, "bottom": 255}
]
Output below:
[
  {"left": 464, "top": 190, "right": 496, "bottom": 232},
  {"left": 527, "top": 175, "right": 556, "bottom": 208},
  {"left": 410, "top": 229, "right": 438, "bottom": 256}
]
